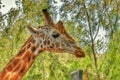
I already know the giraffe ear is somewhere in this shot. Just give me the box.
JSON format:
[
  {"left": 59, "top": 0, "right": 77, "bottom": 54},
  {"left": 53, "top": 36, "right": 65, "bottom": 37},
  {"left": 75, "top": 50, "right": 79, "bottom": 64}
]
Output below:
[
  {"left": 55, "top": 21, "right": 66, "bottom": 33},
  {"left": 27, "top": 26, "right": 38, "bottom": 35},
  {"left": 55, "top": 21, "right": 74, "bottom": 40},
  {"left": 42, "top": 9, "right": 55, "bottom": 27}
]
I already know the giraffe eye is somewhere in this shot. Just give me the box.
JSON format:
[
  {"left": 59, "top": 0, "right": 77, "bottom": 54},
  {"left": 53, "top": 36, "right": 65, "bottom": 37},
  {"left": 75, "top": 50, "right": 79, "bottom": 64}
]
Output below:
[{"left": 52, "top": 32, "right": 60, "bottom": 38}]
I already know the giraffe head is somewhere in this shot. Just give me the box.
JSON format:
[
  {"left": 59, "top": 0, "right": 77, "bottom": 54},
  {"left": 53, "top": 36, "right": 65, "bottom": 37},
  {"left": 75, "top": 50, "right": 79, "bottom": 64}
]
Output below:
[{"left": 27, "top": 9, "right": 85, "bottom": 58}]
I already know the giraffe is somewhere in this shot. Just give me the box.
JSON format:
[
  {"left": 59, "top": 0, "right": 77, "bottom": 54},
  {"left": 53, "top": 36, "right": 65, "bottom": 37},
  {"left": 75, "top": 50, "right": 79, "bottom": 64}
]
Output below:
[{"left": 0, "top": 9, "right": 85, "bottom": 80}]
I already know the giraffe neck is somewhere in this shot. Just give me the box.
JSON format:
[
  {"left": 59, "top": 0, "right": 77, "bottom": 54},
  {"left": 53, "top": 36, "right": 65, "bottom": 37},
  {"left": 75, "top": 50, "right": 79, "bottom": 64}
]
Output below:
[{"left": 0, "top": 36, "right": 43, "bottom": 80}]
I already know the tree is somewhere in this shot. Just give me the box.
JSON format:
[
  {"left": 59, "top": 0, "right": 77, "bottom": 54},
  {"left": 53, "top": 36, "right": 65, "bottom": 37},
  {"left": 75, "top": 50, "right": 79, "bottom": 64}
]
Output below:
[
  {"left": 0, "top": 0, "right": 120, "bottom": 80},
  {"left": 49, "top": 0, "right": 120, "bottom": 80}
]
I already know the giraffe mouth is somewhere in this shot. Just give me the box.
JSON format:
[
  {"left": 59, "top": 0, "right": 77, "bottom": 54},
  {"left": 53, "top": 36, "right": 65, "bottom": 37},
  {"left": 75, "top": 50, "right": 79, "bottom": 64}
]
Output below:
[
  {"left": 74, "top": 49, "right": 85, "bottom": 58},
  {"left": 73, "top": 46, "right": 85, "bottom": 58}
]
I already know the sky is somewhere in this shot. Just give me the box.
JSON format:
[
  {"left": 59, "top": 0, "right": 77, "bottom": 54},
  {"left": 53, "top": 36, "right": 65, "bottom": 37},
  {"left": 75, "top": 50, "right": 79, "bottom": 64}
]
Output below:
[{"left": 0, "top": 0, "right": 16, "bottom": 14}]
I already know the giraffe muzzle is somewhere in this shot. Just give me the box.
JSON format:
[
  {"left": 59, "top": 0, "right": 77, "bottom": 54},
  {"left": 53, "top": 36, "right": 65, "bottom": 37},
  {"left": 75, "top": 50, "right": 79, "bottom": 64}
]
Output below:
[{"left": 74, "top": 47, "right": 85, "bottom": 58}]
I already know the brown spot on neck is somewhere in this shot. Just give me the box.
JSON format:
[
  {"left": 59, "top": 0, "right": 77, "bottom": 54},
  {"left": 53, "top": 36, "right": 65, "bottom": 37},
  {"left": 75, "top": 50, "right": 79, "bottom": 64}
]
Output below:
[
  {"left": 17, "top": 48, "right": 26, "bottom": 57},
  {"left": 17, "top": 36, "right": 34, "bottom": 57},
  {"left": 6, "top": 58, "right": 20, "bottom": 72},
  {"left": 0, "top": 70, "right": 7, "bottom": 79},
  {"left": 27, "top": 43, "right": 31, "bottom": 49},
  {"left": 13, "top": 62, "right": 21, "bottom": 72},
  {"left": 31, "top": 46, "right": 36, "bottom": 52}
]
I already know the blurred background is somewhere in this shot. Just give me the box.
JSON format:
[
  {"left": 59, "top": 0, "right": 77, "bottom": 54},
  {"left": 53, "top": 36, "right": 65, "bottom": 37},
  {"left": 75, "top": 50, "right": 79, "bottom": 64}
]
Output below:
[{"left": 0, "top": 0, "right": 120, "bottom": 80}]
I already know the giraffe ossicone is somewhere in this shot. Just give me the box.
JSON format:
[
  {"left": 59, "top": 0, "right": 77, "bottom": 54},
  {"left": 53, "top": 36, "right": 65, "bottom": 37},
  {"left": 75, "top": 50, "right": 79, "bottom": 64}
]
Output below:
[{"left": 0, "top": 9, "right": 85, "bottom": 80}]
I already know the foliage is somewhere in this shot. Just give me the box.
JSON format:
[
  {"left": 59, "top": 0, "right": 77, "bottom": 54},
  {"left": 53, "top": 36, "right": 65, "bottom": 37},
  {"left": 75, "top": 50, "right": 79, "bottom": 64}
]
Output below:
[
  {"left": 0, "top": 0, "right": 120, "bottom": 80},
  {"left": 100, "top": 30, "right": 120, "bottom": 80}
]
